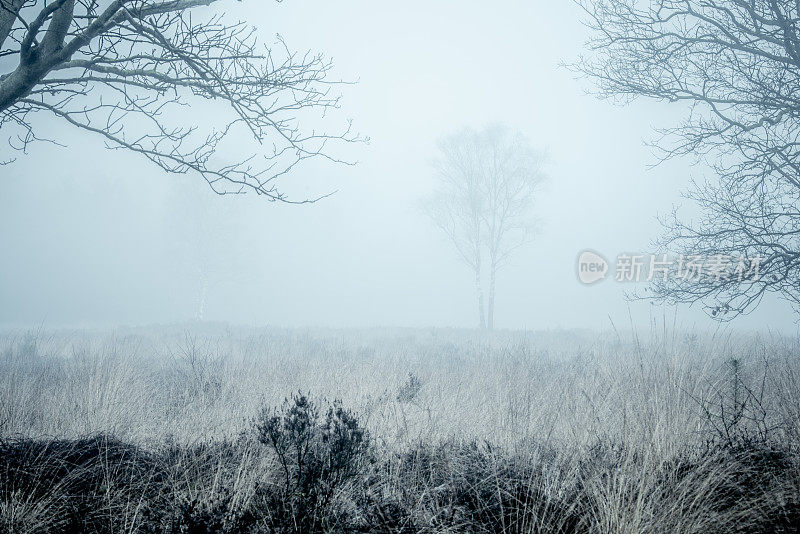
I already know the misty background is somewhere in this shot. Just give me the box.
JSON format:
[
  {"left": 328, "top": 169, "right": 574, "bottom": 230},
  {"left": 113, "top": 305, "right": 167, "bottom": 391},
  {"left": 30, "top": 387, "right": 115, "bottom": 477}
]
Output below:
[{"left": 0, "top": 0, "right": 794, "bottom": 332}]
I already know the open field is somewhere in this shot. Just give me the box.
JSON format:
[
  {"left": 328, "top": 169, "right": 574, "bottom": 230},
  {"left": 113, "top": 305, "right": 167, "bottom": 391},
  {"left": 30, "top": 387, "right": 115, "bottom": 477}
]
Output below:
[{"left": 1, "top": 325, "right": 799, "bottom": 532}]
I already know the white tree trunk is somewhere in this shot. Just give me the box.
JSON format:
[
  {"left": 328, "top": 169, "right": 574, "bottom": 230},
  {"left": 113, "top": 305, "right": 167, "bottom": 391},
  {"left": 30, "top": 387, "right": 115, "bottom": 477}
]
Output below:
[
  {"left": 196, "top": 275, "right": 209, "bottom": 322},
  {"left": 487, "top": 263, "right": 497, "bottom": 331},
  {"left": 475, "top": 266, "right": 486, "bottom": 330}
]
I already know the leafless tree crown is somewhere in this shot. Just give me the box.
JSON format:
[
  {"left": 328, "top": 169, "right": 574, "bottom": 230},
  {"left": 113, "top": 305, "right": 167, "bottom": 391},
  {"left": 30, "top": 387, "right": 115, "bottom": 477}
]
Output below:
[
  {"left": 0, "top": 0, "right": 360, "bottom": 201},
  {"left": 576, "top": 0, "right": 800, "bottom": 317},
  {"left": 424, "top": 125, "right": 544, "bottom": 330}
]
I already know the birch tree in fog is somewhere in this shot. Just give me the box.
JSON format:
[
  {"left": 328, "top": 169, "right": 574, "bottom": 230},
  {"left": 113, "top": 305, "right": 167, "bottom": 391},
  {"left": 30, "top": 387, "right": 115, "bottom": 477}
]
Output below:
[
  {"left": 424, "top": 125, "right": 544, "bottom": 330},
  {"left": 0, "top": 0, "right": 358, "bottom": 201},
  {"left": 576, "top": 0, "right": 800, "bottom": 318},
  {"left": 165, "top": 177, "right": 242, "bottom": 321}
]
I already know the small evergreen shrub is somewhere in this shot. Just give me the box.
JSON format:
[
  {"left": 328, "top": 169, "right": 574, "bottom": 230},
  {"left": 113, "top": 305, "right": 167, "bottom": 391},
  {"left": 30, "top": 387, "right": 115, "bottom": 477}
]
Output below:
[
  {"left": 253, "top": 392, "right": 370, "bottom": 532},
  {"left": 396, "top": 373, "right": 423, "bottom": 403}
]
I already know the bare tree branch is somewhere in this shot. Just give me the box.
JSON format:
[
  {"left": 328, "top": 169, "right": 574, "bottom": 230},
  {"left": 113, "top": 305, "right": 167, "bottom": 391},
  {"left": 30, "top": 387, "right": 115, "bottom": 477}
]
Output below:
[
  {"left": 0, "top": 0, "right": 26, "bottom": 51},
  {"left": 574, "top": 0, "right": 800, "bottom": 318},
  {"left": 0, "top": 0, "right": 361, "bottom": 201}
]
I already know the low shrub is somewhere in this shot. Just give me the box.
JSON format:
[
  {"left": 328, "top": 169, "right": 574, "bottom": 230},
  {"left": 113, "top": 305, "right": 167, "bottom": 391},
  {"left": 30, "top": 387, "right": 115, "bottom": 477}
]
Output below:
[
  {"left": 253, "top": 392, "right": 371, "bottom": 532},
  {"left": 1, "top": 396, "right": 798, "bottom": 533}
]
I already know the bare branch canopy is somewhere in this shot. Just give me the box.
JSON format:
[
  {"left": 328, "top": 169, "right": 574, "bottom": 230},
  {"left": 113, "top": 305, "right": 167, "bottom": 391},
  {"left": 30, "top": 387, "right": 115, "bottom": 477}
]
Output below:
[
  {"left": 0, "top": 0, "right": 360, "bottom": 201},
  {"left": 424, "top": 125, "right": 545, "bottom": 330},
  {"left": 575, "top": 0, "right": 800, "bottom": 318}
]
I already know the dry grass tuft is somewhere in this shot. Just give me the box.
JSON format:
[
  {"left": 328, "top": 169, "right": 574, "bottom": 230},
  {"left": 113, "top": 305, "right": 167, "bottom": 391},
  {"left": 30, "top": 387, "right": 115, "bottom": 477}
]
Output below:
[{"left": 0, "top": 326, "right": 798, "bottom": 532}]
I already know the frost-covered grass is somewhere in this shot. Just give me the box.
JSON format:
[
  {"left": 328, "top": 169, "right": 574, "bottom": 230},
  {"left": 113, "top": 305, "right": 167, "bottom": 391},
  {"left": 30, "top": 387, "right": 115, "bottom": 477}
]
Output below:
[{"left": 0, "top": 325, "right": 798, "bottom": 532}]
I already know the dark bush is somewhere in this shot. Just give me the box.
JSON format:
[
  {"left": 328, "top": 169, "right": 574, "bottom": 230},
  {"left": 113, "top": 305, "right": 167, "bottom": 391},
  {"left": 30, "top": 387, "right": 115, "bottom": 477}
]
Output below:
[
  {"left": 396, "top": 373, "right": 423, "bottom": 403},
  {"left": 0, "top": 435, "right": 165, "bottom": 533},
  {"left": 253, "top": 392, "right": 370, "bottom": 532},
  {"left": 1, "top": 401, "right": 798, "bottom": 533},
  {"left": 385, "top": 440, "right": 582, "bottom": 533}
]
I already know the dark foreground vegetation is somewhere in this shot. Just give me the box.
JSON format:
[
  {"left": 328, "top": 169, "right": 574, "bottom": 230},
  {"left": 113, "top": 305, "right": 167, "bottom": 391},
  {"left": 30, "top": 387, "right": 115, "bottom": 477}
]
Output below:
[
  {"left": 2, "top": 328, "right": 800, "bottom": 532},
  {"left": 2, "top": 391, "right": 799, "bottom": 533}
]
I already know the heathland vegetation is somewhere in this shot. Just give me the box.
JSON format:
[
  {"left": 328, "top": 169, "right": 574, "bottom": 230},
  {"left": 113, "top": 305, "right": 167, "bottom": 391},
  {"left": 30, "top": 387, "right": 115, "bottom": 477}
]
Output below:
[{"left": 1, "top": 326, "right": 798, "bottom": 532}]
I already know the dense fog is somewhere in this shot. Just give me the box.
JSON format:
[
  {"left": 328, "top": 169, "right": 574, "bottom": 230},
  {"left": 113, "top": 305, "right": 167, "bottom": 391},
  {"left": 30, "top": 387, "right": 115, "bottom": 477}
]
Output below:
[{"left": 1, "top": 0, "right": 794, "bottom": 332}]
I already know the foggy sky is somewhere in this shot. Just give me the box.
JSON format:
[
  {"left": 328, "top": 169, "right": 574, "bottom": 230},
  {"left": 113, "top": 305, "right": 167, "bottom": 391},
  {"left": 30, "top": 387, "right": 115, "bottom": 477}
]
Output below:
[{"left": 1, "top": 0, "right": 796, "bottom": 333}]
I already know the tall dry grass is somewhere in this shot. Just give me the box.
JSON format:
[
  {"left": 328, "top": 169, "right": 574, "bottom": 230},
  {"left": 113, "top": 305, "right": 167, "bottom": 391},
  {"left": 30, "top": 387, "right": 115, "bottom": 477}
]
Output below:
[{"left": 0, "top": 325, "right": 797, "bottom": 532}]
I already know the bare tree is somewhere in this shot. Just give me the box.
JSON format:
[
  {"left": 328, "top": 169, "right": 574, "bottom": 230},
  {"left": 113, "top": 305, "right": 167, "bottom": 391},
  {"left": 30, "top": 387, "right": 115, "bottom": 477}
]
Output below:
[
  {"left": 0, "top": 0, "right": 359, "bottom": 201},
  {"left": 164, "top": 175, "right": 241, "bottom": 321},
  {"left": 575, "top": 0, "right": 800, "bottom": 318},
  {"left": 424, "top": 125, "right": 544, "bottom": 330}
]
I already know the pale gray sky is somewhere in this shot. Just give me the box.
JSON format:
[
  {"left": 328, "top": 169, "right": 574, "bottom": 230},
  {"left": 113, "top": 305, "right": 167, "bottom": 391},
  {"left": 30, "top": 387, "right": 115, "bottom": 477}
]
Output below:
[{"left": 0, "top": 0, "right": 796, "bottom": 333}]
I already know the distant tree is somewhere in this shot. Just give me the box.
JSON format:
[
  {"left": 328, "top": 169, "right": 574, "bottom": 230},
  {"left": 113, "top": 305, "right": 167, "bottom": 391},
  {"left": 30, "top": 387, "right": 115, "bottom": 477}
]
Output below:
[
  {"left": 424, "top": 125, "right": 545, "bottom": 330},
  {"left": 164, "top": 176, "right": 242, "bottom": 321},
  {"left": 0, "top": 0, "right": 358, "bottom": 201},
  {"left": 575, "top": 0, "right": 800, "bottom": 318}
]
